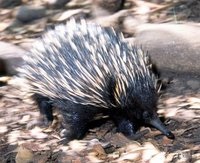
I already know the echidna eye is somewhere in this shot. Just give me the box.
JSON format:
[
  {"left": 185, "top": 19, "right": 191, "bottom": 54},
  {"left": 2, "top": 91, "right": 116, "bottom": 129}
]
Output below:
[{"left": 143, "top": 111, "right": 150, "bottom": 120}]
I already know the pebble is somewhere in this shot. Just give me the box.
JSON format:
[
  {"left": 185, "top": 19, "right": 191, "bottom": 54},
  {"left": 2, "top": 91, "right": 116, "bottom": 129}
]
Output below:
[
  {"left": 16, "top": 5, "right": 46, "bottom": 23},
  {"left": 91, "top": 0, "right": 125, "bottom": 17},
  {"left": 0, "top": 0, "right": 22, "bottom": 8},
  {"left": 0, "top": 41, "right": 26, "bottom": 75},
  {"left": 187, "top": 80, "right": 200, "bottom": 90}
]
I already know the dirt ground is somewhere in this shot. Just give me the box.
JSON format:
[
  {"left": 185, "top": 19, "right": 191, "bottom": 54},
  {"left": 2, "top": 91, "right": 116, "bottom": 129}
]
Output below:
[
  {"left": 0, "top": 0, "right": 200, "bottom": 162},
  {"left": 0, "top": 75, "right": 200, "bottom": 162}
]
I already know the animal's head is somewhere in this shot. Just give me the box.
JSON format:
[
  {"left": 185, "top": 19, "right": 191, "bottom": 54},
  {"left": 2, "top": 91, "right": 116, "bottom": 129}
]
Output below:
[{"left": 116, "top": 81, "right": 174, "bottom": 139}]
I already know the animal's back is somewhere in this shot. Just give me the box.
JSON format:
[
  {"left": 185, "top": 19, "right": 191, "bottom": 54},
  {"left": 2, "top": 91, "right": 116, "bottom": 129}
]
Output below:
[{"left": 22, "top": 19, "right": 154, "bottom": 109}]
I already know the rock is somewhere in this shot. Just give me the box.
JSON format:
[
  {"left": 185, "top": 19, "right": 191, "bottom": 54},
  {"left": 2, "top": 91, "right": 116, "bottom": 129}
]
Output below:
[
  {"left": 45, "top": 0, "right": 70, "bottom": 9},
  {"left": 16, "top": 5, "right": 46, "bottom": 23},
  {"left": 0, "top": 41, "right": 26, "bottom": 75},
  {"left": 91, "top": 0, "right": 125, "bottom": 17},
  {"left": 134, "top": 24, "right": 200, "bottom": 77},
  {"left": 187, "top": 80, "right": 200, "bottom": 90},
  {"left": 0, "top": 0, "right": 22, "bottom": 8}
]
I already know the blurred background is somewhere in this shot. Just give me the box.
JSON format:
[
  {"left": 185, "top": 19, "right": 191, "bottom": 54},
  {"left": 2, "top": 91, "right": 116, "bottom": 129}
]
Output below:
[{"left": 0, "top": 0, "right": 200, "bottom": 163}]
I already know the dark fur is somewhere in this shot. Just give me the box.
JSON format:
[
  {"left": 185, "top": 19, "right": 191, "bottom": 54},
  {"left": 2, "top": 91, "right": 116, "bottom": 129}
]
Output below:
[{"left": 34, "top": 86, "right": 158, "bottom": 141}]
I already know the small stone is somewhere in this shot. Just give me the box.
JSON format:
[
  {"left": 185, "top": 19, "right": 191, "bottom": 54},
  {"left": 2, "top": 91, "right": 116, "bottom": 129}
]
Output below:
[
  {"left": 93, "top": 0, "right": 125, "bottom": 12},
  {"left": 91, "top": 0, "right": 125, "bottom": 17},
  {"left": 0, "top": 0, "right": 22, "bottom": 8},
  {"left": 16, "top": 5, "right": 46, "bottom": 23},
  {"left": 0, "top": 41, "right": 26, "bottom": 75}
]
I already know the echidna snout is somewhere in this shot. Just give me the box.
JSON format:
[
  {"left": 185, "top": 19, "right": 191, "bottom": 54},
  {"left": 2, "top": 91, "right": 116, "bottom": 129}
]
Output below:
[
  {"left": 139, "top": 110, "right": 174, "bottom": 139},
  {"left": 148, "top": 117, "right": 175, "bottom": 139}
]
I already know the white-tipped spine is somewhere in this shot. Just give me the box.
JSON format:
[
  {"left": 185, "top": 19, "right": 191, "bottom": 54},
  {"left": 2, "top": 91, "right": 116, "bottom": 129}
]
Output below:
[{"left": 21, "top": 19, "right": 157, "bottom": 109}]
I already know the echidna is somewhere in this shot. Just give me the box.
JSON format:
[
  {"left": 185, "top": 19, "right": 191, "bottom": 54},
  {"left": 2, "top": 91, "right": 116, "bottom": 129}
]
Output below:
[{"left": 20, "top": 19, "right": 174, "bottom": 141}]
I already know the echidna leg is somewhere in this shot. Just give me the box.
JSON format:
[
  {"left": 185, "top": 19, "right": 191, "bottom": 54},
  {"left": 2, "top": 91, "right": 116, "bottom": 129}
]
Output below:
[
  {"left": 60, "top": 105, "right": 96, "bottom": 141},
  {"left": 33, "top": 93, "right": 54, "bottom": 126},
  {"left": 110, "top": 111, "right": 139, "bottom": 137}
]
